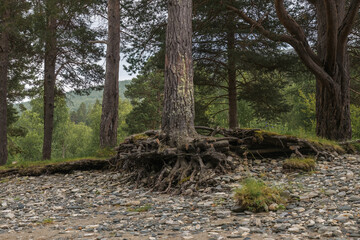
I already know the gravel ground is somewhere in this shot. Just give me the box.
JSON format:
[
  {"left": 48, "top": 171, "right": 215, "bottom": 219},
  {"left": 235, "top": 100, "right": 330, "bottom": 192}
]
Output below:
[{"left": 0, "top": 154, "right": 359, "bottom": 240}]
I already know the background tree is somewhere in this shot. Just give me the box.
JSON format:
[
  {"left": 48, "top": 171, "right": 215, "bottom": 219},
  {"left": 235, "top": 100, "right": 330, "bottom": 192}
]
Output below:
[
  {"left": 0, "top": 0, "right": 33, "bottom": 165},
  {"left": 0, "top": 4, "right": 10, "bottom": 165},
  {"left": 227, "top": 0, "right": 360, "bottom": 140},
  {"left": 70, "top": 102, "right": 88, "bottom": 124},
  {"left": 100, "top": 0, "right": 121, "bottom": 148},
  {"left": 31, "top": 0, "right": 105, "bottom": 159}
]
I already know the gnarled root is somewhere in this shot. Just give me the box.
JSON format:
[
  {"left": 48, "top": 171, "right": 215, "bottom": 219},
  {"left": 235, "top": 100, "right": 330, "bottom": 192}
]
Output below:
[{"left": 112, "top": 128, "right": 343, "bottom": 194}]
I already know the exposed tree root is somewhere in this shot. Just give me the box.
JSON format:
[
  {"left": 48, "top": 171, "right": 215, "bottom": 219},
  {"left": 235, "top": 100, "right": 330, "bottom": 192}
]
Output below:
[{"left": 112, "top": 128, "right": 345, "bottom": 194}]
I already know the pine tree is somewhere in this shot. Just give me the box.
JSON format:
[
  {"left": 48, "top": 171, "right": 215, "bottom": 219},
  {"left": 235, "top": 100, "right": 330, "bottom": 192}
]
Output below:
[
  {"left": 162, "top": 0, "right": 196, "bottom": 146},
  {"left": 0, "top": 0, "right": 33, "bottom": 165},
  {"left": 0, "top": 3, "right": 10, "bottom": 165},
  {"left": 31, "top": 0, "right": 105, "bottom": 159},
  {"left": 100, "top": 0, "right": 120, "bottom": 148}
]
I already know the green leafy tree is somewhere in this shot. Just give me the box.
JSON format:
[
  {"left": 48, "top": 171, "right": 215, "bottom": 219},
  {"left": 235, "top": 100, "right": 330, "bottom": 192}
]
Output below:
[
  {"left": 64, "top": 122, "right": 93, "bottom": 158},
  {"left": 88, "top": 99, "right": 102, "bottom": 151},
  {"left": 51, "top": 97, "right": 71, "bottom": 159},
  {"left": 12, "top": 111, "right": 43, "bottom": 161},
  {"left": 117, "top": 98, "right": 132, "bottom": 142}
]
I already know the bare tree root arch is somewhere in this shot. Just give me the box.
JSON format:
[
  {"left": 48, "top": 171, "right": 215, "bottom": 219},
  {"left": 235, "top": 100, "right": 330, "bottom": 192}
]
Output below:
[{"left": 111, "top": 128, "right": 345, "bottom": 194}]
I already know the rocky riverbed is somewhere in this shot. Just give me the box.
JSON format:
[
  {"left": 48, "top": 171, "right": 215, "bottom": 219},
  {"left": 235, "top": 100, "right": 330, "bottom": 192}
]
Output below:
[{"left": 0, "top": 154, "right": 359, "bottom": 240}]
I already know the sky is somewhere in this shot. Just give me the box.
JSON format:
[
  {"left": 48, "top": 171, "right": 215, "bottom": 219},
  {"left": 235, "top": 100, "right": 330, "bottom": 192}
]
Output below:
[{"left": 119, "top": 59, "right": 133, "bottom": 81}]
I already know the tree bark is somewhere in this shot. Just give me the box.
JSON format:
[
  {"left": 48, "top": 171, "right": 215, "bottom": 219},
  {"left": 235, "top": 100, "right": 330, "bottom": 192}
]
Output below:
[
  {"left": 227, "top": 16, "right": 238, "bottom": 129},
  {"left": 100, "top": 0, "right": 120, "bottom": 148},
  {"left": 42, "top": 12, "right": 57, "bottom": 160},
  {"left": 0, "top": 9, "right": 10, "bottom": 165},
  {"left": 162, "top": 0, "right": 197, "bottom": 146},
  {"left": 314, "top": 1, "right": 352, "bottom": 140}
]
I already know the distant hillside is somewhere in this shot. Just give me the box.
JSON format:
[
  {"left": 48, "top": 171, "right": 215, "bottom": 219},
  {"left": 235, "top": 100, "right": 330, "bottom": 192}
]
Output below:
[
  {"left": 66, "top": 80, "right": 131, "bottom": 111},
  {"left": 17, "top": 80, "right": 131, "bottom": 112}
]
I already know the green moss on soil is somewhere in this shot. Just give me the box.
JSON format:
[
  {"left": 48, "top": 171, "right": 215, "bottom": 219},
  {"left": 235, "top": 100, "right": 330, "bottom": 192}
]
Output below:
[{"left": 283, "top": 157, "right": 316, "bottom": 172}]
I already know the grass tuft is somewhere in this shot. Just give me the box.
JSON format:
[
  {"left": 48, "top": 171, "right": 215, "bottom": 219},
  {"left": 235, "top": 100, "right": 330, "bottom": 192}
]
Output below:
[
  {"left": 127, "top": 204, "right": 152, "bottom": 212},
  {"left": 233, "top": 178, "right": 286, "bottom": 212},
  {"left": 40, "top": 218, "right": 54, "bottom": 225},
  {"left": 283, "top": 157, "right": 316, "bottom": 172}
]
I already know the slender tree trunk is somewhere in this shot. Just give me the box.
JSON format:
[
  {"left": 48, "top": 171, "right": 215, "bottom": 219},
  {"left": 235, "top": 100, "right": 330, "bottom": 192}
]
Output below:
[
  {"left": 42, "top": 14, "right": 57, "bottom": 160},
  {"left": 100, "top": 0, "right": 120, "bottom": 148},
  {"left": 315, "top": 2, "right": 351, "bottom": 140},
  {"left": 227, "top": 20, "right": 237, "bottom": 129},
  {"left": 162, "top": 0, "right": 196, "bottom": 146},
  {"left": 0, "top": 9, "right": 10, "bottom": 165}
]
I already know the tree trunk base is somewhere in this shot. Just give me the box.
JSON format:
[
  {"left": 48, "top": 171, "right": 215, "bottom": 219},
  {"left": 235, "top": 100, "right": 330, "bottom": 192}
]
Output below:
[{"left": 111, "top": 128, "right": 345, "bottom": 193}]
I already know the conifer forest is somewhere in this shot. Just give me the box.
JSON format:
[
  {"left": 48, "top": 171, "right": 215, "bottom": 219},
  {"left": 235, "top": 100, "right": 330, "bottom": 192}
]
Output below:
[{"left": 1, "top": 1, "right": 360, "bottom": 239}]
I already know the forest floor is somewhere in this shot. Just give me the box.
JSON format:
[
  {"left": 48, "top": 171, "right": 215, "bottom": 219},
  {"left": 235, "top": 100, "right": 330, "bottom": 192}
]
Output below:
[{"left": 0, "top": 154, "right": 359, "bottom": 240}]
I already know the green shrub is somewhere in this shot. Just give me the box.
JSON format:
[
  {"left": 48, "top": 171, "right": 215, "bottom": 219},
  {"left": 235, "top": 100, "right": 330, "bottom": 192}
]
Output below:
[
  {"left": 233, "top": 178, "right": 286, "bottom": 212},
  {"left": 283, "top": 157, "right": 316, "bottom": 172}
]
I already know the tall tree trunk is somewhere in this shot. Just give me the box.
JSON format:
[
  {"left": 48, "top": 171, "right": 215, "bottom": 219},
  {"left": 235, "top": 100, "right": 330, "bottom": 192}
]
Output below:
[
  {"left": 0, "top": 9, "right": 10, "bottom": 165},
  {"left": 100, "top": 0, "right": 120, "bottom": 148},
  {"left": 162, "top": 0, "right": 196, "bottom": 146},
  {"left": 42, "top": 14, "right": 57, "bottom": 160},
  {"left": 227, "top": 19, "right": 237, "bottom": 129},
  {"left": 315, "top": 2, "right": 351, "bottom": 140}
]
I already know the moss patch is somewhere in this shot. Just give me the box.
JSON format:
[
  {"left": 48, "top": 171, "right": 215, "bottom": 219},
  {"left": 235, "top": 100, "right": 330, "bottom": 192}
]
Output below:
[
  {"left": 233, "top": 178, "right": 286, "bottom": 212},
  {"left": 254, "top": 130, "right": 279, "bottom": 143},
  {"left": 132, "top": 133, "right": 149, "bottom": 142},
  {"left": 178, "top": 176, "right": 191, "bottom": 185},
  {"left": 283, "top": 157, "right": 316, "bottom": 172}
]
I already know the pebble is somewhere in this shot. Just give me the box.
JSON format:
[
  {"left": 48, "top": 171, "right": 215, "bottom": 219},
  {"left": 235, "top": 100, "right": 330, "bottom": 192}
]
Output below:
[{"left": 0, "top": 155, "right": 358, "bottom": 239}]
